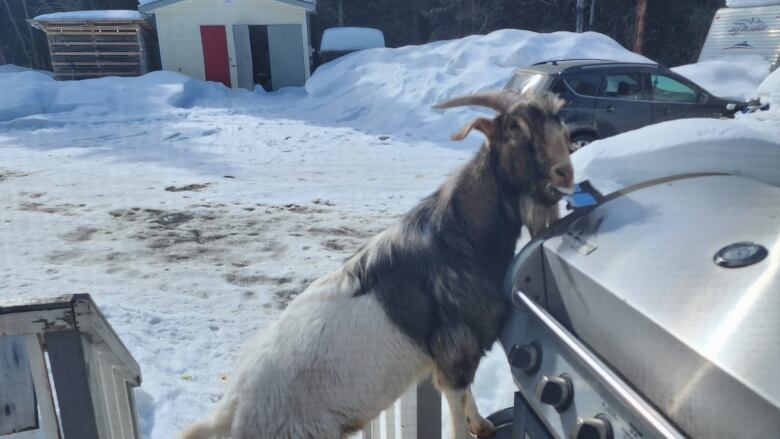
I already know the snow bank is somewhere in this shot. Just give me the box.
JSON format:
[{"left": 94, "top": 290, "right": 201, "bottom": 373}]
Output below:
[
  {"left": 320, "top": 27, "right": 385, "bottom": 51},
  {"left": 571, "top": 118, "right": 777, "bottom": 195},
  {"left": 757, "top": 68, "right": 780, "bottom": 106},
  {"left": 34, "top": 10, "right": 144, "bottom": 21},
  {"left": 725, "top": 0, "right": 780, "bottom": 7},
  {"left": 305, "top": 30, "right": 650, "bottom": 146},
  {"left": 0, "top": 63, "right": 53, "bottom": 76},
  {"left": 1, "top": 29, "right": 649, "bottom": 148},
  {"left": 672, "top": 55, "right": 769, "bottom": 99},
  {"left": 0, "top": 68, "right": 256, "bottom": 125}
]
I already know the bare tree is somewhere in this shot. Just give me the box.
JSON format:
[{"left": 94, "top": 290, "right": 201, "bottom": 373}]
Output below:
[
  {"left": 1, "top": 0, "right": 33, "bottom": 66},
  {"left": 589, "top": 0, "right": 596, "bottom": 29},
  {"left": 423, "top": 0, "right": 501, "bottom": 40},
  {"left": 634, "top": 0, "right": 647, "bottom": 53},
  {"left": 21, "top": 0, "right": 42, "bottom": 69},
  {"left": 576, "top": 0, "right": 585, "bottom": 32}
]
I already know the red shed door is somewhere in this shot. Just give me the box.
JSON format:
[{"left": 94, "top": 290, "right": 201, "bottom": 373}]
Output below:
[{"left": 200, "top": 25, "right": 231, "bottom": 87}]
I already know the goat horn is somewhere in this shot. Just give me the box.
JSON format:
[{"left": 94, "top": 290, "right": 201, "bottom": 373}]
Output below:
[{"left": 432, "top": 90, "right": 524, "bottom": 113}]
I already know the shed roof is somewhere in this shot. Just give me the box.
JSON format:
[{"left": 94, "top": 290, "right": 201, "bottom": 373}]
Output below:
[
  {"left": 33, "top": 10, "right": 147, "bottom": 22},
  {"left": 29, "top": 10, "right": 153, "bottom": 31},
  {"left": 139, "top": 0, "right": 315, "bottom": 13}
]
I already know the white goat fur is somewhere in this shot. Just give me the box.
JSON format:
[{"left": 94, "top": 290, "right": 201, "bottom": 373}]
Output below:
[{"left": 178, "top": 230, "right": 435, "bottom": 439}]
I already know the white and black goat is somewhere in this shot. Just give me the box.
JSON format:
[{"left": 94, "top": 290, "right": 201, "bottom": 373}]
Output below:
[{"left": 178, "top": 90, "right": 574, "bottom": 439}]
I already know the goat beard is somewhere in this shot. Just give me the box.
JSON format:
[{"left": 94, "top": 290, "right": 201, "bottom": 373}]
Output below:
[
  {"left": 519, "top": 194, "right": 561, "bottom": 237},
  {"left": 531, "top": 182, "right": 563, "bottom": 207}
]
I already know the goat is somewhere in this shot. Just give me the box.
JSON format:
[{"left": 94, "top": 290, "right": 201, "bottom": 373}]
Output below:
[{"left": 177, "top": 90, "right": 574, "bottom": 439}]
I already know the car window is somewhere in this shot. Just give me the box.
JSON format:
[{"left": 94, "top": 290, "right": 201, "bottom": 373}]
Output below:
[
  {"left": 506, "top": 71, "right": 548, "bottom": 95},
  {"left": 600, "top": 73, "right": 645, "bottom": 100},
  {"left": 549, "top": 78, "right": 566, "bottom": 95},
  {"left": 650, "top": 74, "right": 698, "bottom": 103},
  {"left": 564, "top": 73, "right": 601, "bottom": 97}
]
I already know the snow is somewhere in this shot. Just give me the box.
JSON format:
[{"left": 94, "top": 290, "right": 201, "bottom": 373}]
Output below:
[
  {"left": 725, "top": 0, "right": 780, "bottom": 7},
  {"left": 306, "top": 30, "right": 649, "bottom": 147},
  {"left": 758, "top": 67, "right": 780, "bottom": 106},
  {"left": 1, "top": 28, "right": 779, "bottom": 439},
  {"left": 33, "top": 10, "right": 144, "bottom": 21},
  {"left": 672, "top": 55, "right": 770, "bottom": 100},
  {"left": 320, "top": 27, "right": 386, "bottom": 52}
]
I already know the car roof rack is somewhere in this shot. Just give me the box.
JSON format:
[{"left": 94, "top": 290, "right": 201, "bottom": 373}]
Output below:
[{"left": 531, "top": 58, "right": 614, "bottom": 65}]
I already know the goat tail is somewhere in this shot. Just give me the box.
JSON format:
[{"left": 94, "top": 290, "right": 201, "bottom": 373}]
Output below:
[{"left": 176, "top": 399, "right": 236, "bottom": 439}]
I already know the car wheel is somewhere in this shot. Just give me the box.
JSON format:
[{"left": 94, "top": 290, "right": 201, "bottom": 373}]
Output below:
[{"left": 570, "top": 133, "right": 596, "bottom": 153}]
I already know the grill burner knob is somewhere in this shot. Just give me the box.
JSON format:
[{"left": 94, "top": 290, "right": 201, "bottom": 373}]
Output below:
[
  {"left": 509, "top": 342, "right": 541, "bottom": 374},
  {"left": 572, "top": 415, "right": 613, "bottom": 439},
  {"left": 536, "top": 374, "right": 573, "bottom": 411}
]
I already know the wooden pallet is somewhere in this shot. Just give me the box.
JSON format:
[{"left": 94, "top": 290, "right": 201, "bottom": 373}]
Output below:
[{"left": 29, "top": 16, "right": 158, "bottom": 80}]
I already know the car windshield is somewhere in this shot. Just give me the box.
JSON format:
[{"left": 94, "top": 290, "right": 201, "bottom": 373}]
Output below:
[{"left": 506, "top": 71, "right": 549, "bottom": 96}]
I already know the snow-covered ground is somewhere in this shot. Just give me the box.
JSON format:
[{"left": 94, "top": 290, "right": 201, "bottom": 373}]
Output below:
[{"left": 1, "top": 29, "right": 778, "bottom": 438}]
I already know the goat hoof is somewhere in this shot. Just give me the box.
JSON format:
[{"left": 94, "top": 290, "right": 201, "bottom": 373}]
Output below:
[{"left": 470, "top": 418, "right": 495, "bottom": 438}]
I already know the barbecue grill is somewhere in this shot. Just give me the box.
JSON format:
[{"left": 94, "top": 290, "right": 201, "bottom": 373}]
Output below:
[{"left": 489, "top": 137, "right": 780, "bottom": 438}]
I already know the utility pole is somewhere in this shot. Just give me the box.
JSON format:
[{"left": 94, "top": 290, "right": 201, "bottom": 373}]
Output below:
[
  {"left": 634, "top": 0, "right": 647, "bottom": 54},
  {"left": 576, "top": 0, "right": 585, "bottom": 33}
]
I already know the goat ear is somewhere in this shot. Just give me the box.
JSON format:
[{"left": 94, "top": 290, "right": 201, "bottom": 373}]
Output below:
[{"left": 450, "top": 117, "right": 494, "bottom": 141}]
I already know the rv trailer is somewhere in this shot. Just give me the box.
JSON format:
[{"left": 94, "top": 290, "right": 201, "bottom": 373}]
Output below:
[{"left": 699, "top": 4, "right": 780, "bottom": 70}]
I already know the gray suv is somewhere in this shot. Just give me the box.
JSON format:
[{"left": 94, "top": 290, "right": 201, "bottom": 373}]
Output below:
[{"left": 504, "top": 60, "right": 745, "bottom": 150}]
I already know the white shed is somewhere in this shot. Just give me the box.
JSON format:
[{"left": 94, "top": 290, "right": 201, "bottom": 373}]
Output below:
[{"left": 139, "top": 0, "right": 315, "bottom": 90}]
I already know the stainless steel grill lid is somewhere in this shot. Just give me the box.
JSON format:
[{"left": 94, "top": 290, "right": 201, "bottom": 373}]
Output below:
[{"left": 507, "top": 138, "right": 780, "bottom": 438}]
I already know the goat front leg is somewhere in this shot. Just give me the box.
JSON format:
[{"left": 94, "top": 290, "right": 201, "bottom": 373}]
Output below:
[
  {"left": 433, "top": 369, "right": 495, "bottom": 439},
  {"left": 464, "top": 387, "right": 494, "bottom": 437},
  {"left": 431, "top": 329, "right": 496, "bottom": 439},
  {"left": 436, "top": 380, "right": 472, "bottom": 439}
]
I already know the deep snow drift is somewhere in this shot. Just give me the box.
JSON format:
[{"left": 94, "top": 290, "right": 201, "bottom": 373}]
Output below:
[
  {"left": 672, "top": 55, "right": 770, "bottom": 100},
  {"left": 302, "top": 30, "right": 650, "bottom": 145},
  {"left": 1, "top": 29, "right": 778, "bottom": 439}
]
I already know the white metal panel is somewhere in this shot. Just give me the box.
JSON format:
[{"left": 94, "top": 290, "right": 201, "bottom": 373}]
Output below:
[
  {"left": 1, "top": 295, "right": 142, "bottom": 439},
  {"left": 23, "top": 335, "right": 60, "bottom": 439},
  {"left": 0, "top": 336, "right": 37, "bottom": 435},
  {"left": 152, "top": 0, "right": 311, "bottom": 87},
  {"left": 699, "top": 6, "right": 780, "bottom": 68}
]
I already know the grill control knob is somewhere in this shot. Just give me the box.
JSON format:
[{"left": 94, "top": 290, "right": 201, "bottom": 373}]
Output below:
[
  {"left": 572, "top": 415, "right": 613, "bottom": 439},
  {"left": 535, "top": 374, "right": 573, "bottom": 411},
  {"left": 509, "top": 342, "right": 541, "bottom": 374}
]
